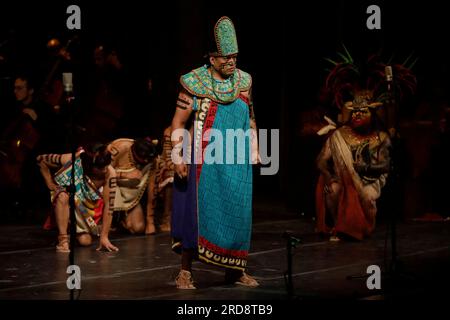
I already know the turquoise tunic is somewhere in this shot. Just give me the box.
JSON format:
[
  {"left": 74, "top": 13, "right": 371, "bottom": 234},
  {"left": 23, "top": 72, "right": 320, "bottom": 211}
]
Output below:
[{"left": 172, "top": 65, "right": 254, "bottom": 270}]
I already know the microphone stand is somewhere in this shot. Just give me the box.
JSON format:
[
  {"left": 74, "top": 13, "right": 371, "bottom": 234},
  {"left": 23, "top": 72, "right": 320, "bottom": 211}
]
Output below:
[
  {"left": 345, "top": 67, "right": 406, "bottom": 291},
  {"left": 63, "top": 73, "right": 76, "bottom": 301},
  {"left": 386, "top": 67, "right": 400, "bottom": 274},
  {"left": 383, "top": 67, "right": 414, "bottom": 293},
  {"left": 283, "top": 231, "right": 301, "bottom": 299}
]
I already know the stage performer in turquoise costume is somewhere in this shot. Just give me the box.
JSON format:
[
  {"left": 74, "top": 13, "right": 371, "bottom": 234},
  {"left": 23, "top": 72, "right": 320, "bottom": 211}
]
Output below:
[{"left": 170, "top": 16, "right": 260, "bottom": 289}]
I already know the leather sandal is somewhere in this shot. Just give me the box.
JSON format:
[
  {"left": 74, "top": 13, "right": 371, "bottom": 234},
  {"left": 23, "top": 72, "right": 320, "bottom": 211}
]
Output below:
[
  {"left": 175, "top": 270, "right": 196, "bottom": 289},
  {"left": 234, "top": 272, "right": 259, "bottom": 287},
  {"left": 56, "top": 234, "right": 70, "bottom": 253}
]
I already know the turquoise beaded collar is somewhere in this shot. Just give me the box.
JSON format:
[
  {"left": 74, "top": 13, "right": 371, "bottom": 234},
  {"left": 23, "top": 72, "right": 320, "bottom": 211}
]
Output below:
[{"left": 180, "top": 65, "right": 251, "bottom": 104}]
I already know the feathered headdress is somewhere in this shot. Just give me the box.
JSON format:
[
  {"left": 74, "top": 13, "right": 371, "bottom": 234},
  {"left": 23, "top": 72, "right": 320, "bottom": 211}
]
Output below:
[{"left": 324, "top": 45, "right": 417, "bottom": 112}]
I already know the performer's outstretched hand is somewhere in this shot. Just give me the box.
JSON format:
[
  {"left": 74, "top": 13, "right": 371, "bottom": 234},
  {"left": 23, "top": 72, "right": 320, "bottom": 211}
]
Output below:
[{"left": 97, "top": 236, "right": 119, "bottom": 252}]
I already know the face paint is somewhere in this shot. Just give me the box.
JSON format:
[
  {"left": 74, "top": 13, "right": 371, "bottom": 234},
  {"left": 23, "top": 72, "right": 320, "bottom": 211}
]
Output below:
[
  {"left": 212, "top": 55, "right": 237, "bottom": 78},
  {"left": 350, "top": 108, "right": 372, "bottom": 129}
]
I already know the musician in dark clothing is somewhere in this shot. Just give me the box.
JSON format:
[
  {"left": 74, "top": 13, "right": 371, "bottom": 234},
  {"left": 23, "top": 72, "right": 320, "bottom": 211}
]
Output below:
[{"left": 0, "top": 74, "right": 49, "bottom": 216}]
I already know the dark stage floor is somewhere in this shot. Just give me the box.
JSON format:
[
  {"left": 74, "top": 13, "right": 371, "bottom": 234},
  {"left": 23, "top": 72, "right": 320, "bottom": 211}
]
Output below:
[{"left": 0, "top": 203, "right": 449, "bottom": 301}]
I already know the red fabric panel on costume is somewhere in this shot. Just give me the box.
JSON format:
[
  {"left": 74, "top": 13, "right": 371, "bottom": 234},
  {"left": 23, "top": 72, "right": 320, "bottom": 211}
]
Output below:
[
  {"left": 315, "top": 173, "right": 373, "bottom": 240},
  {"left": 199, "top": 236, "right": 248, "bottom": 258},
  {"left": 43, "top": 213, "right": 55, "bottom": 230},
  {"left": 93, "top": 199, "right": 104, "bottom": 224},
  {"left": 334, "top": 172, "right": 371, "bottom": 240},
  {"left": 196, "top": 101, "right": 218, "bottom": 182},
  {"left": 315, "top": 175, "right": 330, "bottom": 234},
  {"left": 238, "top": 93, "right": 250, "bottom": 106}
]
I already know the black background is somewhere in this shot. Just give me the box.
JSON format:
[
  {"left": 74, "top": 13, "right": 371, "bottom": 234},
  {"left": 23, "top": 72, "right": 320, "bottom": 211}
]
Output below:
[{"left": 1, "top": 0, "right": 448, "bottom": 218}]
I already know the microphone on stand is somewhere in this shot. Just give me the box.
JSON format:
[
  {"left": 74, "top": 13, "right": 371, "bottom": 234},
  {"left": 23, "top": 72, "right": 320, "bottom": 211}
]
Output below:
[
  {"left": 62, "top": 73, "right": 75, "bottom": 110},
  {"left": 385, "top": 65, "right": 393, "bottom": 81},
  {"left": 385, "top": 65, "right": 393, "bottom": 94},
  {"left": 62, "top": 72, "right": 73, "bottom": 95},
  {"left": 384, "top": 66, "right": 396, "bottom": 138}
]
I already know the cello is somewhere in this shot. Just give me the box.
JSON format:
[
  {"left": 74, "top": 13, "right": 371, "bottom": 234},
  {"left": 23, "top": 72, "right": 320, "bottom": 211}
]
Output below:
[
  {"left": 0, "top": 104, "right": 40, "bottom": 190},
  {"left": 0, "top": 37, "right": 76, "bottom": 190}
]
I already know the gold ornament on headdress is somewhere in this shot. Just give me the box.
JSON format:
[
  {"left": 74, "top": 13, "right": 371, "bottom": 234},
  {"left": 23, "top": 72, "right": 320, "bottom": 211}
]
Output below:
[{"left": 344, "top": 90, "right": 383, "bottom": 111}]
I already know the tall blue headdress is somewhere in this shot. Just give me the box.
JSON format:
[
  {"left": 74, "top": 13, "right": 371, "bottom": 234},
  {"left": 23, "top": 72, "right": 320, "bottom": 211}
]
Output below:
[{"left": 210, "top": 16, "right": 239, "bottom": 57}]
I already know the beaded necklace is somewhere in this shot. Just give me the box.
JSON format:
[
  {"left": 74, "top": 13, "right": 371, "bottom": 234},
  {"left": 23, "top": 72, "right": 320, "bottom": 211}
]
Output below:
[
  {"left": 210, "top": 67, "right": 237, "bottom": 104},
  {"left": 342, "top": 126, "right": 380, "bottom": 148}
]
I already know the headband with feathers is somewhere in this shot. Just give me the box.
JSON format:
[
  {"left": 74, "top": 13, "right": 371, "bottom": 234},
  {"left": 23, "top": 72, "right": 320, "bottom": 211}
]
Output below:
[{"left": 324, "top": 45, "right": 417, "bottom": 112}]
